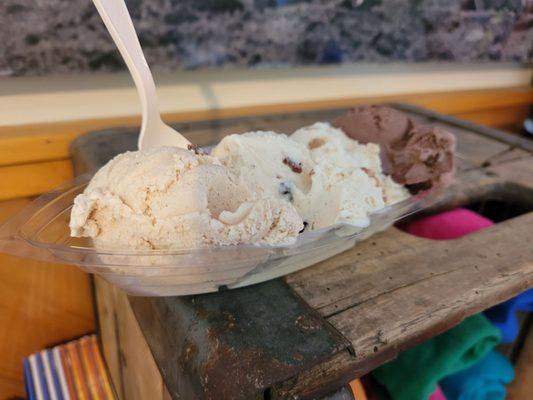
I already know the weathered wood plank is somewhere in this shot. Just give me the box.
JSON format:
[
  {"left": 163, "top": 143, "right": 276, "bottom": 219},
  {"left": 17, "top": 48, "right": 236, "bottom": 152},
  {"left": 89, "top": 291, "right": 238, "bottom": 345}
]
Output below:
[
  {"left": 486, "top": 156, "right": 533, "bottom": 189},
  {"left": 395, "top": 103, "right": 533, "bottom": 153},
  {"left": 284, "top": 170, "right": 495, "bottom": 315},
  {"left": 94, "top": 277, "right": 124, "bottom": 399},
  {"left": 285, "top": 228, "right": 423, "bottom": 313},
  {"left": 276, "top": 214, "right": 533, "bottom": 399},
  {"left": 476, "top": 148, "right": 531, "bottom": 169},
  {"left": 94, "top": 276, "right": 169, "bottom": 400},
  {"left": 434, "top": 125, "right": 510, "bottom": 168},
  {"left": 114, "top": 285, "right": 168, "bottom": 400},
  {"left": 329, "top": 214, "right": 533, "bottom": 346}
]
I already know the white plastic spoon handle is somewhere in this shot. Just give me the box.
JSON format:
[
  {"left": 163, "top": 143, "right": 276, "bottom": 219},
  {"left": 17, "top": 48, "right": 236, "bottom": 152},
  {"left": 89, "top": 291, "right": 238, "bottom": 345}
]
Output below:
[{"left": 92, "top": 0, "right": 160, "bottom": 141}]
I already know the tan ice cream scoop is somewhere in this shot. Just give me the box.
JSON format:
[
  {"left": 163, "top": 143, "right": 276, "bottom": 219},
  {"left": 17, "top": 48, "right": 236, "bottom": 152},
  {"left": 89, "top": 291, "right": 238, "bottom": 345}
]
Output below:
[{"left": 70, "top": 147, "right": 303, "bottom": 250}]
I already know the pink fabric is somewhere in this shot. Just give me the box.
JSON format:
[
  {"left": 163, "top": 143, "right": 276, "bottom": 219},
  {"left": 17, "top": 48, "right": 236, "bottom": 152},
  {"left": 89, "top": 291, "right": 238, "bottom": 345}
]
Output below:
[
  {"left": 428, "top": 385, "right": 447, "bottom": 400},
  {"left": 402, "top": 208, "right": 493, "bottom": 240}
]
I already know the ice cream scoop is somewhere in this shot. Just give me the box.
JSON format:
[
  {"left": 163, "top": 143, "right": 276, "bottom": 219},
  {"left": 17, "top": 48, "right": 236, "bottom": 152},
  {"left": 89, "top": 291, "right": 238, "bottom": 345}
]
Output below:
[
  {"left": 294, "top": 164, "right": 386, "bottom": 230},
  {"left": 70, "top": 147, "right": 303, "bottom": 250},
  {"left": 333, "top": 105, "right": 412, "bottom": 149},
  {"left": 212, "top": 131, "right": 314, "bottom": 203},
  {"left": 334, "top": 106, "right": 455, "bottom": 191},
  {"left": 291, "top": 122, "right": 382, "bottom": 172},
  {"left": 213, "top": 125, "right": 408, "bottom": 231},
  {"left": 388, "top": 124, "right": 456, "bottom": 191},
  {"left": 291, "top": 122, "right": 408, "bottom": 229}
]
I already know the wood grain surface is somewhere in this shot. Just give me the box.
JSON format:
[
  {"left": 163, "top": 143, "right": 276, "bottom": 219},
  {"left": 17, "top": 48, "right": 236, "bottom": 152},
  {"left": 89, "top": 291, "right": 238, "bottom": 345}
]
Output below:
[
  {"left": 507, "top": 327, "right": 533, "bottom": 400},
  {"left": 278, "top": 215, "right": 533, "bottom": 398},
  {"left": 0, "top": 159, "right": 73, "bottom": 201},
  {"left": 95, "top": 276, "right": 171, "bottom": 400},
  {"left": 0, "top": 198, "right": 95, "bottom": 399}
]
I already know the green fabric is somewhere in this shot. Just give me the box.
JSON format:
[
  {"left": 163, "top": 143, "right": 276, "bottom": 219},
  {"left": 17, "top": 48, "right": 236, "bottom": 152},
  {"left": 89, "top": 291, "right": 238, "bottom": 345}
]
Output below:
[{"left": 373, "top": 314, "right": 501, "bottom": 400}]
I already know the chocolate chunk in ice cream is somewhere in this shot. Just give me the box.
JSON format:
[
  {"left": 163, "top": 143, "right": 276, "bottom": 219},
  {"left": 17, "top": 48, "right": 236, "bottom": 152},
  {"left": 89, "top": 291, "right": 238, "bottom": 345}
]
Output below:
[
  {"left": 283, "top": 157, "right": 303, "bottom": 173},
  {"left": 334, "top": 106, "right": 455, "bottom": 191}
]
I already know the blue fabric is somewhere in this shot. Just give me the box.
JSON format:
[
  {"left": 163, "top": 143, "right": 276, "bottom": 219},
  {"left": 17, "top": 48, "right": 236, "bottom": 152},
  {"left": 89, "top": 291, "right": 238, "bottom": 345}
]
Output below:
[
  {"left": 35, "top": 353, "right": 51, "bottom": 400},
  {"left": 484, "top": 289, "right": 533, "bottom": 343},
  {"left": 440, "top": 351, "right": 514, "bottom": 400},
  {"left": 47, "top": 349, "right": 64, "bottom": 400},
  {"left": 23, "top": 358, "right": 36, "bottom": 400}
]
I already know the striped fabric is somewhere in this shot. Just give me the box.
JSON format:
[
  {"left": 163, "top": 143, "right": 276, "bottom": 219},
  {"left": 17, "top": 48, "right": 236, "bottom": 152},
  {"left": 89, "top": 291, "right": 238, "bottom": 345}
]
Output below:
[{"left": 24, "top": 335, "right": 115, "bottom": 400}]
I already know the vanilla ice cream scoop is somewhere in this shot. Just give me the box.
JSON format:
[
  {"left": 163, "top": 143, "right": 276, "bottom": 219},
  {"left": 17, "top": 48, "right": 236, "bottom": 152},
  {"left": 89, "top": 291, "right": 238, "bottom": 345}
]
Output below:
[
  {"left": 291, "top": 122, "right": 409, "bottom": 229},
  {"left": 291, "top": 122, "right": 382, "bottom": 172},
  {"left": 293, "top": 165, "right": 385, "bottom": 229},
  {"left": 213, "top": 126, "right": 408, "bottom": 231},
  {"left": 212, "top": 131, "right": 313, "bottom": 203},
  {"left": 70, "top": 147, "right": 303, "bottom": 250}
]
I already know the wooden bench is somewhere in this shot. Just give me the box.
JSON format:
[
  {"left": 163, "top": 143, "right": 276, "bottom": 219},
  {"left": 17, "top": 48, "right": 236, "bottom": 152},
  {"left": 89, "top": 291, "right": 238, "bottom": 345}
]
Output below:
[{"left": 67, "top": 104, "right": 533, "bottom": 399}]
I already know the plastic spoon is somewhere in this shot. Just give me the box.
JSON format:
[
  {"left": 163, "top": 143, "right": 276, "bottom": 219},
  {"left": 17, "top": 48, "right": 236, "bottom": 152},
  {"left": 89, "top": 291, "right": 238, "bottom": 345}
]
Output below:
[{"left": 92, "top": 0, "right": 191, "bottom": 150}]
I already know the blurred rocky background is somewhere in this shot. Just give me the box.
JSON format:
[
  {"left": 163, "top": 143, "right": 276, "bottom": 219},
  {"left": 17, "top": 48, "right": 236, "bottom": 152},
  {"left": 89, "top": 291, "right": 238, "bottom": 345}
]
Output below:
[{"left": 1, "top": 0, "right": 531, "bottom": 76}]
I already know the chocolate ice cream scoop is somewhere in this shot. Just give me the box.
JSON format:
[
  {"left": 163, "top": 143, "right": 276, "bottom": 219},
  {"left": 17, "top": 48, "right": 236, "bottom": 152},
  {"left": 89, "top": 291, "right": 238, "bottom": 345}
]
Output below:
[
  {"left": 334, "top": 106, "right": 455, "bottom": 191},
  {"left": 333, "top": 105, "right": 412, "bottom": 146},
  {"left": 388, "top": 124, "right": 456, "bottom": 191}
]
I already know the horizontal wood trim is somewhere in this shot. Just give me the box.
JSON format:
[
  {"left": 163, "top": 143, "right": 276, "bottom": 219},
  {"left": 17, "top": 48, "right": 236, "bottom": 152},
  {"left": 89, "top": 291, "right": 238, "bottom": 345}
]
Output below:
[
  {"left": 400, "top": 86, "right": 532, "bottom": 114},
  {"left": 0, "top": 129, "right": 79, "bottom": 167},
  {"left": 455, "top": 105, "right": 529, "bottom": 131},
  {"left": 0, "top": 159, "right": 73, "bottom": 201},
  {"left": 0, "top": 86, "right": 531, "bottom": 168}
]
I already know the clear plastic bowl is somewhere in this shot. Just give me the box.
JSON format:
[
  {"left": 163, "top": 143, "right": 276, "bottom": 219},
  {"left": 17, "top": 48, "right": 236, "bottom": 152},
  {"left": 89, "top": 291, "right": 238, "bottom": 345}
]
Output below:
[{"left": 0, "top": 174, "right": 445, "bottom": 296}]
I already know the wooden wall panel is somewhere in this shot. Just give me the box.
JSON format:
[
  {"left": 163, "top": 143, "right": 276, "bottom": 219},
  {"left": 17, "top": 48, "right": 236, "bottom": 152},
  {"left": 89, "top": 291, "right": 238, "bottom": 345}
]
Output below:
[
  {"left": 0, "top": 198, "right": 94, "bottom": 399},
  {"left": 0, "top": 160, "right": 73, "bottom": 201}
]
